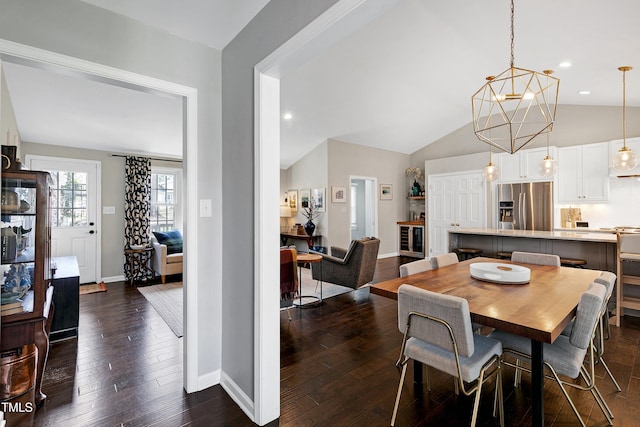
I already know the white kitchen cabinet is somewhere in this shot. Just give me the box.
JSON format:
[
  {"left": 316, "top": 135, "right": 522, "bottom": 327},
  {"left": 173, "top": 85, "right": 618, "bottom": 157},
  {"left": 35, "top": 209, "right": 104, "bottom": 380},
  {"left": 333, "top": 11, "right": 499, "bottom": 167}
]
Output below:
[
  {"left": 427, "top": 172, "right": 485, "bottom": 257},
  {"left": 497, "top": 146, "right": 556, "bottom": 182},
  {"left": 558, "top": 142, "right": 609, "bottom": 203},
  {"left": 609, "top": 137, "right": 640, "bottom": 176}
]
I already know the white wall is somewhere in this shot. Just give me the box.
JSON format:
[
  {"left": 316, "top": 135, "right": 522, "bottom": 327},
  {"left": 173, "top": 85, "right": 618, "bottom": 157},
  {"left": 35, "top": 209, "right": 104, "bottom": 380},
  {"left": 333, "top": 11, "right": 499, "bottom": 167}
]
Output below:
[
  {"left": 0, "top": 65, "right": 21, "bottom": 153},
  {"left": 0, "top": 0, "right": 223, "bottom": 386}
]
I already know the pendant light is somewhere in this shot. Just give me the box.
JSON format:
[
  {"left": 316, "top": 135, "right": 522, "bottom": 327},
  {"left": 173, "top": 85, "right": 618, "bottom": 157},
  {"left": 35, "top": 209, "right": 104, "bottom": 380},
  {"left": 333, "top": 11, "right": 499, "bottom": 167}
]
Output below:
[
  {"left": 612, "top": 66, "right": 638, "bottom": 171},
  {"left": 484, "top": 145, "right": 499, "bottom": 182},
  {"left": 471, "top": 0, "right": 560, "bottom": 154},
  {"left": 539, "top": 70, "right": 558, "bottom": 177}
]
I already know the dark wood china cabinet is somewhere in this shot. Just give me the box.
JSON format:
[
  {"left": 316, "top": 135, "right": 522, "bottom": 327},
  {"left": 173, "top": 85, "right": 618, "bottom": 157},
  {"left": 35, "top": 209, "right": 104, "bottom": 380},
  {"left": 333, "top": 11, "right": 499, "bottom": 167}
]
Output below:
[{"left": 1, "top": 169, "right": 53, "bottom": 407}]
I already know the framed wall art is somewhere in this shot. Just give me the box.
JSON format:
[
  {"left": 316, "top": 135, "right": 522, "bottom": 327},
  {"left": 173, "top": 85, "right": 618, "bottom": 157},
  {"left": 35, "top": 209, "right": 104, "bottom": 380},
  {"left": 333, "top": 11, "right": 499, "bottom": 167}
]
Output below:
[
  {"left": 287, "top": 190, "right": 298, "bottom": 212},
  {"left": 312, "top": 188, "right": 325, "bottom": 212},
  {"left": 331, "top": 186, "right": 346, "bottom": 203},
  {"left": 299, "top": 189, "right": 311, "bottom": 208},
  {"left": 380, "top": 184, "right": 393, "bottom": 200}
]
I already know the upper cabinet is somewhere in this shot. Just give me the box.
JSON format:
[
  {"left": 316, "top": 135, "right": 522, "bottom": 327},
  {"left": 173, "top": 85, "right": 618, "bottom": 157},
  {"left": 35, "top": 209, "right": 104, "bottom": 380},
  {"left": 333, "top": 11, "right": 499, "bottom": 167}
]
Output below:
[
  {"left": 558, "top": 142, "right": 609, "bottom": 203},
  {"left": 497, "top": 146, "right": 556, "bottom": 182},
  {"left": 609, "top": 137, "right": 640, "bottom": 176}
]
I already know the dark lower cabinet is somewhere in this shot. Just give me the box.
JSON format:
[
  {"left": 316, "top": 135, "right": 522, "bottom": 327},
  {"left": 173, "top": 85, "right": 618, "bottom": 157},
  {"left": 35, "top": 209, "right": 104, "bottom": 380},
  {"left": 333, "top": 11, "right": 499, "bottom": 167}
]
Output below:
[{"left": 50, "top": 256, "right": 80, "bottom": 342}]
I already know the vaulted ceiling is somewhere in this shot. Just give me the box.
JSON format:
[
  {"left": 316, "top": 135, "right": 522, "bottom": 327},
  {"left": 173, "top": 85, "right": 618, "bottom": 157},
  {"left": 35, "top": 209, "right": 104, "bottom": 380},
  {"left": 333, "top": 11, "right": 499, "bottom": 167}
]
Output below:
[{"left": 3, "top": 0, "right": 640, "bottom": 167}]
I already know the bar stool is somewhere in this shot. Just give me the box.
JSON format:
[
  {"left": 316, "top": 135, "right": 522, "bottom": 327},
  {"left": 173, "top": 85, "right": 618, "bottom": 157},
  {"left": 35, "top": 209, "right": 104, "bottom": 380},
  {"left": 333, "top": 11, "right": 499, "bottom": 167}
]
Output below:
[
  {"left": 496, "top": 251, "right": 512, "bottom": 260},
  {"left": 455, "top": 248, "right": 482, "bottom": 261},
  {"left": 615, "top": 232, "right": 640, "bottom": 327},
  {"left": 560, "top": 257, "right": 587, "bottom": 268}
]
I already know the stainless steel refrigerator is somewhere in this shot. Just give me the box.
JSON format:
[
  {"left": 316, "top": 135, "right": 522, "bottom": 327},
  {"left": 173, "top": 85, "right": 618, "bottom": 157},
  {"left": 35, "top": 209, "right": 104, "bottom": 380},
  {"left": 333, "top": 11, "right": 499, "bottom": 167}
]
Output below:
[{"left": 497, "top": 182, "right": 553, "bottom": 231}]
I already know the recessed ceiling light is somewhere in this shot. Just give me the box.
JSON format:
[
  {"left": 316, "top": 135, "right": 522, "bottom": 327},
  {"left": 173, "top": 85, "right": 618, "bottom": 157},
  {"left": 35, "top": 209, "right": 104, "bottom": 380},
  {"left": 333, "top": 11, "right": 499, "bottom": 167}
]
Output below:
[
  {"left": 578, "top": 90, "right": 591, "bottom": 95},
  {"left": 283, "top": 112, "right": 293, "bottom": 120},
  {"left": 559, "top": 61, "right": 572, "bottom": 68}
]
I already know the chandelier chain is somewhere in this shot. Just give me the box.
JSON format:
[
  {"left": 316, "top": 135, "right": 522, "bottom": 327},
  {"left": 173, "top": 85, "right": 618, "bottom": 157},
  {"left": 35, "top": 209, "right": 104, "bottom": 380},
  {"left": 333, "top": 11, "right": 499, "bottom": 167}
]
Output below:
[
  {"left": 623, "top": 68, "right": 627, "bottom": 146},
  {"left": 510, "top": 0, "right": 515, "bottom": 68}
]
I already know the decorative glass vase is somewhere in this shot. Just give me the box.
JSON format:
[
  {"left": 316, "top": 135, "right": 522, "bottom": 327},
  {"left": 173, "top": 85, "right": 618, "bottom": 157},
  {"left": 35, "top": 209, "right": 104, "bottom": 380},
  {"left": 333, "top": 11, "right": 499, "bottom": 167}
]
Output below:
[
  {"left": 304, "top": 220, "right": 316, "bottom": 236},
  {"left": 412, "top": 180, "right": 420, "bottom": 196}
]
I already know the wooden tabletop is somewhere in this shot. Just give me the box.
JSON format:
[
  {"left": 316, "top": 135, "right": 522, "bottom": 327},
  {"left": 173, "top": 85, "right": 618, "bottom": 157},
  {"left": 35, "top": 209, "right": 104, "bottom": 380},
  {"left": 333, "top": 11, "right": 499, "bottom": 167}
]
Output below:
[
  {"left": 370, "top": 257, "right": 602, "bottom": 343},
  {"left": 297, "top": 253, "right": 322, "bottom": 263}
]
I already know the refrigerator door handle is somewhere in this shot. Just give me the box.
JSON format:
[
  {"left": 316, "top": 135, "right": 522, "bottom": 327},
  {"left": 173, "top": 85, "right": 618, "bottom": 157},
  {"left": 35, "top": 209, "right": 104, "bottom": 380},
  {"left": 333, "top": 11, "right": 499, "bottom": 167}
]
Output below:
[
  {"left": 521, "top": 191, "right": 527, "bottom": 229},
  {"left": 519, "top": 192, "right": 525, "bottom": 230}
]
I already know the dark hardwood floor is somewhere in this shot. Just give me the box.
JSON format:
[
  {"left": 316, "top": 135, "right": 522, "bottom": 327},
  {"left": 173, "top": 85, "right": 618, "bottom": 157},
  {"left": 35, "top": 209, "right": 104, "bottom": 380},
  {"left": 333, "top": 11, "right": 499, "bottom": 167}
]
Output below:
[{"left": 22, "top": 256, "right": 640, "bottom": 426}]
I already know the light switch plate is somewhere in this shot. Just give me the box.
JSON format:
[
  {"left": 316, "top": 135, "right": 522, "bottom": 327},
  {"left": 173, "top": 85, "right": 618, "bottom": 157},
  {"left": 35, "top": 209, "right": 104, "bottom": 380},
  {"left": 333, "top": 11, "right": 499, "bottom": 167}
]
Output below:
[
  {"left": 103, "top": 206, "right": 116, "bottom": 214},
  {"left": 200, "top": 199, "right": 212, "bottom": 217}
]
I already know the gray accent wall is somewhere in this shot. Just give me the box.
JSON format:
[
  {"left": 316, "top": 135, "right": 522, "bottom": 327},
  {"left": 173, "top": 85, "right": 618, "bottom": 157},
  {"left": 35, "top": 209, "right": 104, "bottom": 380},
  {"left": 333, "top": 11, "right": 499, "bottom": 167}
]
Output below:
[{"left": 0, "top": 0, "right": 223, "bottom": 384}]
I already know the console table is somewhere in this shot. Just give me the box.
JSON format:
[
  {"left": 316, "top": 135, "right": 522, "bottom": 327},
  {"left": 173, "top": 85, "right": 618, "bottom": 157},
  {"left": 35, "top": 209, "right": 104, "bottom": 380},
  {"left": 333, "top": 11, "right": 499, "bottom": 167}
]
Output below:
[
  {"left": 280, "top": 232, "right": 321, "bottom": 250},
  {"left": 50, "top": 256, "right": 80, "bottom": 342}
]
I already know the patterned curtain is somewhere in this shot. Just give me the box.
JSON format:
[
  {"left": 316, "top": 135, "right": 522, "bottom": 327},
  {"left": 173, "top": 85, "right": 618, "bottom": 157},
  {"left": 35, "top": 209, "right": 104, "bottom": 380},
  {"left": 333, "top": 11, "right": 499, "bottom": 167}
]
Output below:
[{"left": 124, "top": 156, "right": 151, "bottom": 280}]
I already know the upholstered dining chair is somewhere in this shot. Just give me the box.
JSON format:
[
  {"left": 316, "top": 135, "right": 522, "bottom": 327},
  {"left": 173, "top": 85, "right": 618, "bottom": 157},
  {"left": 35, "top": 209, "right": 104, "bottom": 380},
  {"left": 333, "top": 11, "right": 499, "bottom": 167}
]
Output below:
[
  {"left": 392, "top": 285, "right": 504, "bottom": 427},
  {"left": 399, "top": 258, "right": 433, "bottom": 277},
  {"left": 489, "top": 282, "right": 613, "bottom": 427},
  {"left": 510, "top": 251, "right": 561, "bottom": 266},
  {"left": 431, "top": 252, "right": 459, "bottom": 269}
]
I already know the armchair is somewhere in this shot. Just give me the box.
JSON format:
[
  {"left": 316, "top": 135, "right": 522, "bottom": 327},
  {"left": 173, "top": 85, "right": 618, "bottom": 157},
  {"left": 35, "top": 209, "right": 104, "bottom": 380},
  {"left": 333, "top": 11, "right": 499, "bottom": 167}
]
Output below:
[
  {"left": 150, "top": 231, "right": 183, "bottom": 284},
  {"left": 310, "top": 237, "right": 380, "bottom": 289}
]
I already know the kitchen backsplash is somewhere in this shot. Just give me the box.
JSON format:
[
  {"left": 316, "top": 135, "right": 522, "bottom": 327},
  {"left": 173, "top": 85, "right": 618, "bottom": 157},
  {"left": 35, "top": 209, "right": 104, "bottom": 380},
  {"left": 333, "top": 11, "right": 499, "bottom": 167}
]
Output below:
[{"left": 556, "top": 178, "right": 640, "bottom": 228}]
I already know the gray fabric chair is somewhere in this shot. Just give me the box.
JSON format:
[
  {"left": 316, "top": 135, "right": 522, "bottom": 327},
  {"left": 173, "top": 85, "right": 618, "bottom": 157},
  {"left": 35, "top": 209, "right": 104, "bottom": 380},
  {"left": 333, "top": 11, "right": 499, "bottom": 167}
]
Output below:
[
  {"left": 399, "top": 258, "right": 433, "bottom": 277},
  {"left": 511, "top": 251, "right": 560, "bottom": 266},
  {"left": 489, "top": 282, "right": 613, "bottom": 427},
  {"left": 392, "top": 285, "right": 504, "bottom": 427},
  {"left": 310, "top": 237, "right": 380, "bottom": 289},
  {"left": 431, "top": 252, "right": 459, "bottom": 269}
]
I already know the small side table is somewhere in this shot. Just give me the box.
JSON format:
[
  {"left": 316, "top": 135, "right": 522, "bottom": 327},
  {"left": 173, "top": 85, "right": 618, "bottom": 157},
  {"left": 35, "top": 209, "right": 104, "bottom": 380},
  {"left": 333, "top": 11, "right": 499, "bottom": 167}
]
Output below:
[
  {"left": 124, "top": 247, "right": 154, "bottom": 285},
  {"left": 295, "top": 253, "right": 323, "bottom": 308}
]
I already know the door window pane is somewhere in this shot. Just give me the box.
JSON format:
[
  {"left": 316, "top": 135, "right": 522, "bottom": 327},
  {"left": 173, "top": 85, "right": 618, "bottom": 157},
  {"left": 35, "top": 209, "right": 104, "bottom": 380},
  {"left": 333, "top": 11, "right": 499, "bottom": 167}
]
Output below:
[{"left": 48, "top": 171, "right": 88, "bottom": 228}]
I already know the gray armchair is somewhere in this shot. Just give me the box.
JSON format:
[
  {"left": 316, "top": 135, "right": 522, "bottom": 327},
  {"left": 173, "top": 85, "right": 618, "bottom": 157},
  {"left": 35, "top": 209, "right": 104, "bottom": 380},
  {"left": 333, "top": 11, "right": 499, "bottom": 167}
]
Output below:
[{"left": 311, "top": 237, "right": 380, "bottom": 289}]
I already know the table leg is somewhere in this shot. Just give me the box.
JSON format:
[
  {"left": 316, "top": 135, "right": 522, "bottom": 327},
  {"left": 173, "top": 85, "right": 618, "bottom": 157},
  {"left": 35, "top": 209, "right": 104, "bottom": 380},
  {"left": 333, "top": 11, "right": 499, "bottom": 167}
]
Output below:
[
  {"left": 531, "top": 339, "right": 544, "bottom": 427},
  {"left": 413, "top": 360, "right": 423, "bottom": 384}
]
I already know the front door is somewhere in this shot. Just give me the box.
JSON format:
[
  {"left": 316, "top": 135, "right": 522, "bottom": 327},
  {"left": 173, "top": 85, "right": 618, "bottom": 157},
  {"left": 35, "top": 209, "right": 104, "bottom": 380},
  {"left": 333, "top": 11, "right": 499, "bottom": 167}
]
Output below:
[{"left": 26, "top": 156, "right": 100, "bottom": 284}]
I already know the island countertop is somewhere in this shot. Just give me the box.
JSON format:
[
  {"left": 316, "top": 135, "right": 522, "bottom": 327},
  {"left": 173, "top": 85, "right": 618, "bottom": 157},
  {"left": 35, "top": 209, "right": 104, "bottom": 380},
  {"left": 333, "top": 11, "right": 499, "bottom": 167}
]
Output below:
[{"left": 448, "top": 227, "right": 617, "bottom": 243}]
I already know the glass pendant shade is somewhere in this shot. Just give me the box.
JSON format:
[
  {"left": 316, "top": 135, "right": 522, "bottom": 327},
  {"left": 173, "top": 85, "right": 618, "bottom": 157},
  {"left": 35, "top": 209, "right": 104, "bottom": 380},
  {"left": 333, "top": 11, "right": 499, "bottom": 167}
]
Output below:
[
  {"left": 613, "top": 66, "right": 638, "bottom": 172},
  {"left": 484, "top": 162, "right": 499, "bottom": 181},
  {"left": 539, "top": 155, "right": 558, "bottom": 177},
  {"left": 612, "top": 146, "right": 638, "bottom": 171}
]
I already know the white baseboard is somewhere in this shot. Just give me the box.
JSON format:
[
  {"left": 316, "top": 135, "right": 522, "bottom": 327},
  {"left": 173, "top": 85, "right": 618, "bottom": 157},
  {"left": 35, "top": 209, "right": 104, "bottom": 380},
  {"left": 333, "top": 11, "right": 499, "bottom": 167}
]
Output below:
[
  {"left": 198, "top": 369, "right": 221, "bottom": 390},
  {"left": 378, "top": 251, "right": 399, "bottom": 259},
  {"left": 220, "top": 371, "right": 255, "bottom": 423}
]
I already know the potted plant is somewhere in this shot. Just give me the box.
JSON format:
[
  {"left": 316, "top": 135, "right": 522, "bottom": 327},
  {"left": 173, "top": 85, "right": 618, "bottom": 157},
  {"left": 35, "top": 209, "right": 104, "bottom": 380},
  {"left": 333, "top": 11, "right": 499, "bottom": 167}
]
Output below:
[
  {"left": 405, "top": 167, "right": 423, "bottom": 196},
  {"left": 301, "top": 197, "right": 322, "bottom": 236}
]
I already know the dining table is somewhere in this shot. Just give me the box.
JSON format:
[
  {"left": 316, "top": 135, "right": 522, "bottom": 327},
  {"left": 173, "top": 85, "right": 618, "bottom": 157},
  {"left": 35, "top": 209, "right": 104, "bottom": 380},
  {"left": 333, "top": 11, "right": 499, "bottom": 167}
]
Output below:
[{"left": 369, "top": 256, "right": 602, "bottom": 427}]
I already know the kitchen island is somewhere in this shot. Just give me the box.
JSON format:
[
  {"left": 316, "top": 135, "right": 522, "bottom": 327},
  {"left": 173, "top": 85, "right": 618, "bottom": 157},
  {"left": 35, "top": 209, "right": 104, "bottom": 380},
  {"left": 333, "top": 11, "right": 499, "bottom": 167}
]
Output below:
[{"left": 448, "top": 228, "right": 617, "bottom": 271}]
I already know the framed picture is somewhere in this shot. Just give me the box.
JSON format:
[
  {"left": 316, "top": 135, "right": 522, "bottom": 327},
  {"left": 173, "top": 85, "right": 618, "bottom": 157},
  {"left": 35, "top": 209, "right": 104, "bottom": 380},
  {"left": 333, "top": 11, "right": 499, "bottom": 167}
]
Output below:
[
  {"left": 299, "top": 189, "right": 310, "bottom": 208},
  {"left": 380, "top": 184, "right": 393, "bottom": 200},
  {"left": 331, "top": 186, "right": 346, "bottom": 203},
  {"left": 312, "top": 188, "right": 325, "bottom": 212},
  {"left": 287, "top": 190, "right": 298, "bottom": 212}
]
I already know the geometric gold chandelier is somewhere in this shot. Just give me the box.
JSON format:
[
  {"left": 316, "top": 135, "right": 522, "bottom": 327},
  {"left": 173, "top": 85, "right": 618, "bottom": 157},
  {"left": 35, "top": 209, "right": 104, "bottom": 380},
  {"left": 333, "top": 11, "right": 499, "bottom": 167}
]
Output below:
[{"left": 471, "top": 0, "right": 560, "bottom": 154}]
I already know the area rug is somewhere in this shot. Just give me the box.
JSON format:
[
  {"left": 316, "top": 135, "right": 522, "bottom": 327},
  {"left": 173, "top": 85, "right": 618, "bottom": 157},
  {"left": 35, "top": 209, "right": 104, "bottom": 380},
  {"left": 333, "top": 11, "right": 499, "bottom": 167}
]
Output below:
[
  {"left": 137, "top": 282, "right": 183, "bottom": 338},
  {"left": 296, "top": 267, "right": 353, "bottom": 301},
  {"left": 79, "top": 282, "right": 107, "bottom": 295}
]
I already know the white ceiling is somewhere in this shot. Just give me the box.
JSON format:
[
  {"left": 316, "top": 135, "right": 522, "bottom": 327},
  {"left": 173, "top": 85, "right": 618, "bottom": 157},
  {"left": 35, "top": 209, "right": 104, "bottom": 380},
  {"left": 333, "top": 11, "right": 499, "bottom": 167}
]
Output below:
[{"left": 3, "top": 0, "right": 640, "bottom": 167}]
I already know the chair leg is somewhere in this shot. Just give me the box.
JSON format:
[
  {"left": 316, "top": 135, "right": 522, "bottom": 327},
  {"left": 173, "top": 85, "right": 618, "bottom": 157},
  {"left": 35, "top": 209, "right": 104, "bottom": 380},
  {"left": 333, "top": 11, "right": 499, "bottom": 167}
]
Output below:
[
  {"left": 391, "top": 362, "right": 408, "bottom": 427},
  {"left": 492, "top": 363, "right": 505, "bottom": 427},
  {"left": 580, "top": 368, "right": 614, "bottom": 424},
  {"left": 600, "top": 358, "right": 622, "bottom": 392},
  {"left": 514, "top": 359, "right": 522, "bottom": 387},
  {"left": 549, "top": 370, "right": 587, "bottom": 427}
]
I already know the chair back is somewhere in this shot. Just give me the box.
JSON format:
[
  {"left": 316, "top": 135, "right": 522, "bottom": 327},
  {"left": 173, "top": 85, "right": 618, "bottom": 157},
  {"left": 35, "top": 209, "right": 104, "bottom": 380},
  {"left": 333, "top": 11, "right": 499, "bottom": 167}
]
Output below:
[
  {"left": 511, "top": 251, "right": 560, "bottom": 266},
  {"left": 399, "top": 259, "right": 433, "bottom": 277},
  {"left": 594, "top": 272, "right": 616, "bottom": 311},
  {"left": 569, "top": 282, "right": 606, "bottom": 349},
  {"left": 280, "top": 248, "right": 298, "bottom": 300},
  {"left": 432, "top": 252, "right": 459, "bottom": 269},
  {"left": 618, "top": 232, "right": 640, "bottom": 256},
  {"left": 398, "top": 284, "right": 474, "bottom": 357}
]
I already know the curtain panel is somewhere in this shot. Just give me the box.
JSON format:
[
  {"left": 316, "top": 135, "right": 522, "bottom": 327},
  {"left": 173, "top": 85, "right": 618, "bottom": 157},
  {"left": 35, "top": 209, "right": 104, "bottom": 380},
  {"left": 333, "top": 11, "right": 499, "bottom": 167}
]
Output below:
[{"left": 124, "top": 156, "right": 151, "bottom": 281}]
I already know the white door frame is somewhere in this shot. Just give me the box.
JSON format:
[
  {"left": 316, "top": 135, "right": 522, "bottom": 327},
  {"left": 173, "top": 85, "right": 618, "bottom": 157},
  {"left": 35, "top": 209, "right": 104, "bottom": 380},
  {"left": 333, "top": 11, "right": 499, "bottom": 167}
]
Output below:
[
  {"left": 0, "top": 40, "right": 200, "bottom": 392},
  {"left": 253, "top": 0, "right": 400, "bottom": 423},
  {"left": 25, "top": 155, "right": 102, "bottom": 283},
  {"left": 349, "top": 175, "right": 379, "bottom": 240}
]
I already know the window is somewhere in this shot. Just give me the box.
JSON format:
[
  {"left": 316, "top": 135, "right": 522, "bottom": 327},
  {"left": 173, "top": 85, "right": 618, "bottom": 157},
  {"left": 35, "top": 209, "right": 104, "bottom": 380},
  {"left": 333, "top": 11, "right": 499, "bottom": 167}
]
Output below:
[
  {"left": 48, "top": 171, "right": 88, "bottom": 227},
  {"left": 150, "top": 168, "right": 181, "bottom": 232}
]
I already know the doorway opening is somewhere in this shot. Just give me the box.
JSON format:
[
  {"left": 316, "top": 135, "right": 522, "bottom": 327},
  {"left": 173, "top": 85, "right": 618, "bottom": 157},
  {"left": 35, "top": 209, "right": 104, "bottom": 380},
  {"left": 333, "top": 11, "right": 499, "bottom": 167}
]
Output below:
[{"left": 350, "top": 176, "right": 378, "bottom": 241}]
